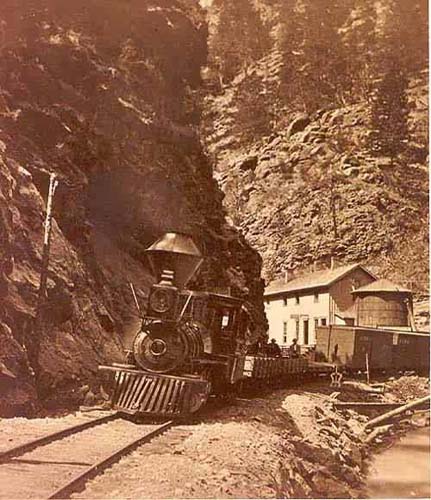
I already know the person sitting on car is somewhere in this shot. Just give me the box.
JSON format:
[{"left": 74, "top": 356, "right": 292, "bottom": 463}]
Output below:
[
  {"left": 289, "top": 338, "right": 301, "bottom": 358},
  {"left": 267, "top": 338, "right": 282, "bottom": 357}
]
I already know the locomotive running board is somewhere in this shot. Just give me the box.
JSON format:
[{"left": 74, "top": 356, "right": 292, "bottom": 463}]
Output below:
[{"left": 99, "top": 365, "right": 210, "bottom": 417}]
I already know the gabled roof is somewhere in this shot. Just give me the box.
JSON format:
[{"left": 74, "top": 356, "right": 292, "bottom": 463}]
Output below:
[
  {"left": 265, "top": 263, "right": 376, "bottom": 296},
  {"left": 351, "top": 278, "right": 411, "bottom": 294}
]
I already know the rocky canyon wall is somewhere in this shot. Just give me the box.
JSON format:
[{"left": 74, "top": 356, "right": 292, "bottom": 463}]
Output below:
[
  {"left": 202, "top": 0, "right": 428, "bottom": 296},
  {"left": 0, "top": 0, "right": 266, "bottom": 415}
]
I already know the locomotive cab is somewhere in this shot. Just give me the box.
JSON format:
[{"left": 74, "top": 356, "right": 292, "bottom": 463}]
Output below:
[{"left": 206, "top": 294, "right": 244, "bottom": 355}]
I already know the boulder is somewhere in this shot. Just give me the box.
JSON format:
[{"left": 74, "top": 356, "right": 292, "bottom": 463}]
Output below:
[
  {"left": 238, "top": 156, "right": 258, "bottom": 172},
  {"left": 287, "top": 114, "right": 311, "bottom": 137}
]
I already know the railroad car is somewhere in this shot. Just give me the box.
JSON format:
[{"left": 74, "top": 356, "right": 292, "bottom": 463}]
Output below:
[
  {"left": 100, "top": 232, "right": 333, "bottom": 418},
  {"left": 315, "top": 325, "right": 430, "bottom": 373}
]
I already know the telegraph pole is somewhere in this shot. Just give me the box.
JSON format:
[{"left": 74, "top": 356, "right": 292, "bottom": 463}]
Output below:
[
  {"left": 37, "top": 172, "right": 59, "bottom": 305},
  {"left": 31, "top": 172, "right": 59, "bottom": 383}
]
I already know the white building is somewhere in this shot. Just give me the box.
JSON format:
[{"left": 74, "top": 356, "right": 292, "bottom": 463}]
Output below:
[{"left": 264, "top": 264, "right": 376, "bottom": 348}]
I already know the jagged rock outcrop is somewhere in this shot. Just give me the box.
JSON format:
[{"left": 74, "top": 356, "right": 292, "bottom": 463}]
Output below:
[
  {"left": 0, "top": 0, "right": 266, "bottom": 415},
  {"left": 202, "top": 0, "right": 428, "bottom": 296}
]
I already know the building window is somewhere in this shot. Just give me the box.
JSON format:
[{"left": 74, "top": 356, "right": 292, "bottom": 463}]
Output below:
[
  {"left": 283, "top": 321, "right": 287, "bottom": 344},
  {"left": 295, "top": 319, "right": 300, "bottom": 339},
  {"left": 314, "top": 292, "right": 319, "bottom": 303},
  {"left": 321, "top": 318, "right": 327, "bottom": 326},
  {"left": 295, "top": 295, "right": 300, "bottom": 305},
  {"left": 283, "top": 297, "right": 288, "bottom": 306},
  {"left": 314, "top": 318, "right": 319, "bottom": 329}
]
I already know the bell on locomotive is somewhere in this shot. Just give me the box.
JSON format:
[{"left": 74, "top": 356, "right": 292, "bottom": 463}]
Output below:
[{"left": 132, "top": 232, "right": 204, "bottom": 374}]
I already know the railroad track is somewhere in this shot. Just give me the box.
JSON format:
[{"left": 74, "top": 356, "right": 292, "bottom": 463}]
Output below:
[{"left": 0, "top": 412, "right": 173, "bottom": 499}]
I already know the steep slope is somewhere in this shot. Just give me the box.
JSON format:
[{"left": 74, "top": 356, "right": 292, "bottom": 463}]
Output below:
[
  {"left": 202, "top": 0, "right": 428, "bottom": 294},
  {"left": 0, "top": 0, "right": 265, "bottom": 415}
]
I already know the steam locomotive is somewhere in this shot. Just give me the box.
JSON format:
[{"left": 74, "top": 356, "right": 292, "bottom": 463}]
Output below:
[{"left": 99, "top": 232, "right": 330, "bottom": 417}]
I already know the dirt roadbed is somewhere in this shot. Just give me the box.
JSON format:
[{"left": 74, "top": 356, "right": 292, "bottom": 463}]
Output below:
[{"left": 1, "top": 376, "right": 429, "bottom": 498}]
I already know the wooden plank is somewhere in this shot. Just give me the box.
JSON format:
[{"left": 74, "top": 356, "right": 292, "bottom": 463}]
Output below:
[
  {"left": 334, "top": 402, "right": 404, "bottom": 410},
  {"left": 365, "top": 395, "right": 430, "bottom": 429},
  {"left": 147, "top": 378, "right": 163, "bottom": 412},
  {"left": 120, "top": 373, "right": 134, "bottom": 408},
  {"left": 127, "top": 374, "right": 147, "bottom": 411},
  {"left": 136, "top": 378, "right": 154, "bottom": 412},
  {"left": 163, "top": 379, "right": 177, "bottom": 414},
  {"left": 364, "top": 424, "right": 393, "bottom": 444},
  {"left": 140, "top": 378, "right": 158, "bottom": 411},
  {"left": 154, "top": 378, "right": 170, "bottom": 414},
  {"left": 124, "top": 374, "right": 142, "bottom": 409},
  {"left": 112, "top": 371, "right": 126, "bottom": 405}
]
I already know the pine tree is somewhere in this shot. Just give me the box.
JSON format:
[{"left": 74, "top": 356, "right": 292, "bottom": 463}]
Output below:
[
  {"left": 368, "top": 59, "right": 410, "bottom": 157},
  {"left": 367, "top": 0, "right": 427, "bottom": 157},
  {"left": 210, "top": 0, "right": 271, "bottom": 84},
  {"left": 340, "top": 0, "right": 377, "bottom": 102},
  {"left": 279, "top": 0, "right": 352, "bottom": 112}
]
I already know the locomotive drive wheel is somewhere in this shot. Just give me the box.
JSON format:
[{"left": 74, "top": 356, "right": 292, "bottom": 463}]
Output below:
[{"left": 133, "top": 321, "right": 189, "bottom": 373}]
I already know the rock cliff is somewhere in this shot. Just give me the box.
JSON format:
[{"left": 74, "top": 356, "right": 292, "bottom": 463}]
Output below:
[
  {"left": 0, "top": 0, "right": 265, "bottom": 415},
  {"left": 202, "top": 0, "right": 428, "bottom": 296}
]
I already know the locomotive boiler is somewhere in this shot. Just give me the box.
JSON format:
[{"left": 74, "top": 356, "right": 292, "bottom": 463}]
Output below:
[{"left": 99, "top": 232, "right": 251, "bottom": 417}]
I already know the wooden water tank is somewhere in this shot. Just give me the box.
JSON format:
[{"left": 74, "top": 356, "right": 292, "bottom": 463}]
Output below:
[{"left": 352, "top": 279, "right": 412, "bottom": 328}]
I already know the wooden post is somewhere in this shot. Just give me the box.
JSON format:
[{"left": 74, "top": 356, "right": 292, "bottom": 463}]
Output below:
[
  {"left": 37, "top": 173, "right": 59, "bottom": 306},
  {"left": 365, "top": 352, "right": 370, "bottom": 385},
  {"left": 31, "top": 173, "right": 58, "bottom": 383},
  {"left": 405, "top": 297, "right": 416, "bottom": 331},
  {"left": 327, "top": 324, "right": 332, "bottom": 360}
]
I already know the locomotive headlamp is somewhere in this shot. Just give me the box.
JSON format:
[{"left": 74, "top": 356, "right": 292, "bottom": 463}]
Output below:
[
  {"left": 149, "top": 288, "right": 174, "bottom": 313},
  {"left": 147, "top": 283, "right": 179, "bottom": 320}
]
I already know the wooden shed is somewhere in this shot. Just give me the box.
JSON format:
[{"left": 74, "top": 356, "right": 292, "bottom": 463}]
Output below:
[{"left": 352, "top": 279, "right": 413, "bottom": 328}]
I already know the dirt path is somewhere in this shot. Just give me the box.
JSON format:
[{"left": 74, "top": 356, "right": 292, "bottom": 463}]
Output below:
[
  {"left": 0, "top": 377, "right": 428, "bottom": 499},
  {"left": 74, "top": 382, "right": 368, "bottom": 499}
]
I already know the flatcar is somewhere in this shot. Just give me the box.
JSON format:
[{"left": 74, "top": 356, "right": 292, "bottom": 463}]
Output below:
[{"left": 100, "top": 232, "right": 333, "bottom": 418}]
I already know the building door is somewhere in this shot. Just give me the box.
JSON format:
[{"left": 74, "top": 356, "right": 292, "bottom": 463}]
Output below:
[{"left": 303, "top": 319, "right": 309, "bottom": 345}]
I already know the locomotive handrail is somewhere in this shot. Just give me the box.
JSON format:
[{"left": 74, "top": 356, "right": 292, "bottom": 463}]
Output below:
[{"left": 177, "top": 293, "right": 193, "bottom": 323}]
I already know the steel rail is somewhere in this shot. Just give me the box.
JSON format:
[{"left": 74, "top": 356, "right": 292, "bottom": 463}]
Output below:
[
  {"left": 48, "top": 420, "right": 174, "bottom": 499},
  {"left": 0, "top": 412, "right": 119, "bottom": 464}
]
